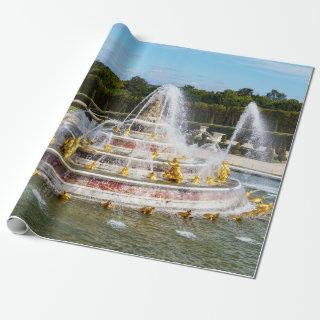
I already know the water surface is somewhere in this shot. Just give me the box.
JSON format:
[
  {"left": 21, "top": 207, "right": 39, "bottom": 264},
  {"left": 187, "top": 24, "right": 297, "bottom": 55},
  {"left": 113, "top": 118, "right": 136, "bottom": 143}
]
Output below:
[{"left": 11, "top": 172, "right": 278, "bottom": 277}]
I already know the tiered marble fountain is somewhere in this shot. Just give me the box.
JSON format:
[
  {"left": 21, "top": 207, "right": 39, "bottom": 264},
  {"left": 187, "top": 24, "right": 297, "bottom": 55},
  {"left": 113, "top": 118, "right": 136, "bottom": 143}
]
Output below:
[{"left": 37, "top": 85, "right": 271, "bottom": 218}]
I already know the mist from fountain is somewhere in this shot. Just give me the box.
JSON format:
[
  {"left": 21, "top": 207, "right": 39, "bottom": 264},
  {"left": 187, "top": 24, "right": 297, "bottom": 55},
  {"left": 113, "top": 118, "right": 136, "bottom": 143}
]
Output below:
[
  {"left": 113, "top": 84, "right": 190, "bottom": 174},
  {"left": 226, "top": 102, "right": 267, "bottom": 156}
]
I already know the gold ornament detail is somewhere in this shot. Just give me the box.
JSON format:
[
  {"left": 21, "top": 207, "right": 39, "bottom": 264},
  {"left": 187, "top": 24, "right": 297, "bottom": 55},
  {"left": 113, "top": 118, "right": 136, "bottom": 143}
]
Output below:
[
  {"left": 178, "top": 210, "right": 192, "bottom": 219},
  {"left": 206, "top": 176, "right": 216, "bottom": 185},
  {"left": 191, "top": 176, "right": 201, "bottom": 184},
  {"left": 216, "top": 160, "right": 231, "bottom": 183},
  {"left": 203, "top": 213, "right": 219, "bottom": 221},
  {"left": 163, "top": 158, "right": 184, "bottom": 183},
  {"left": 102, "top": 200, "right": 113, "bottom": 209},
  {"left": 119, "top": 166, "right": 129, "bottom": 177},
  {"left": 61, "top": 137, "right": 81, "bottom": 159},
  {"left": 104, "top": 144, "right": 112, "bottom": 153},
  {"left": 147, "top": 171, "right": 157, "bottom": 181},
  {"left": 151, "top": 150, "right": 159, "bottom": 160},
  {"left": 229, "top": 214, "right": 243, "bottom": 222},
  {"left": 140, "top": 206, "right": 155, "bottom": 215},
  {"left": 113, "top": 126, "right": 120, "bottom": 134},
  {"left": 124, "top": 128, "right": 131, "bottom": 136},
  {"left": 84, "top": 161, "right": 96, "bottom": 171},
  {"left": 59, "top": 191, "right": 71, "bottom": 201}
]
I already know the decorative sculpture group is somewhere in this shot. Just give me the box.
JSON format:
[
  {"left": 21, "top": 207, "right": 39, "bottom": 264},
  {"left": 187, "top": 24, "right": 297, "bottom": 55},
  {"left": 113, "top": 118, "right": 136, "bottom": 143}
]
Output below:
[
  {"left": 163, "top": 158, "right": 184, "bottom": 183},
  {"left": 57, "top": 122, "right": 272, "bottom": 221},
  {"left": 61, "top": 137, "right": 81, "bottom": 159}
]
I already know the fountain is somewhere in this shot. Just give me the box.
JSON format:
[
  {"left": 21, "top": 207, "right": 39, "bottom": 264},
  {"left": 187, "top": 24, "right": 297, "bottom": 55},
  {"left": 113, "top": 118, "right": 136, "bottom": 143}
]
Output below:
[
  {"left": 35, "top": 85, "right": 275, "bottom": 217},
  {"left": 226, "top": 102, "right": 267, "bottom": 157}
]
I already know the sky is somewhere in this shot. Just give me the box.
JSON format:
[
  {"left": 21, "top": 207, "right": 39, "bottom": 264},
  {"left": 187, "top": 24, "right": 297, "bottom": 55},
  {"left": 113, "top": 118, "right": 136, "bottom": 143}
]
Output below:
[{"left": 97, "top": 23, "right": 313, "bottom": 102}]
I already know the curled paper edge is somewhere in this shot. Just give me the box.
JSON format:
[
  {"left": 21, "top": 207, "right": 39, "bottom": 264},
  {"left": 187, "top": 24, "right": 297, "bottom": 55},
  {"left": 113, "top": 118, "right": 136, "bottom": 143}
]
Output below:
[{"left": 7, "top": 216, "right": 29, "bottom": 235}]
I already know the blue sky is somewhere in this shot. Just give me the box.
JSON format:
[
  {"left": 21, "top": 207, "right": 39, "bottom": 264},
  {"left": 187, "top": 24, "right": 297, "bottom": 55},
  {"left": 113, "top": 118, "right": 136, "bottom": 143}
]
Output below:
[{"left": 97, "top": 24, "right": 313, "bottom": 102}]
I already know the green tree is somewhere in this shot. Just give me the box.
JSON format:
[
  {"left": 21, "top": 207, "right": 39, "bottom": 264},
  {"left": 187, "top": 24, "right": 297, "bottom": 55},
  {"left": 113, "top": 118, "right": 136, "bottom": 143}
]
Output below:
[
  {"left": 124, "top": 76, "right": 156, "bottom": 98},
  {"left": 237, "top": 88, "right": 253, "bottom": 96},
  {"left": 266, "top": 89, "right": 287, "bottom": 100}
]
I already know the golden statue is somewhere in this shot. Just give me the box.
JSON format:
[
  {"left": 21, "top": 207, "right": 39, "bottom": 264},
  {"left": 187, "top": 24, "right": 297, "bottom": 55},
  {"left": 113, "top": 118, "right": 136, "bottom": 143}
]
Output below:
[
  {"left": 113, "top": 126, "right": 120, "bottom": 134},
  {"left": 249, "top": 196, "right": 264, "bottom": 204},
  {"left": 81, "top": 138, "right": 94, "bottom": 146},
  {"left": 102, "top": 200, "right": 113, "bottom": 209},
  {"left": 238, "top": 202, "right": 273, "bottom": 219},
  {"left": 151, "top": 150, "right": 159, "bottom": 160},
  {"left": 150, "top": 132, "right": 158, "bottom": 140},
  {"left": 147, "top": 171, "right": 157, "bottom": 181},
  {"left": 104, "top": 144, "right": 112, "bottom": 153},
  {"left": 216, "top": 160, "right": 231, "bottom": 183},
  {"left": 85, "top": 161, "right": 96, "bottom": 171},
  {"left": 178, "top": 210, "right": 192, "bottom": 219},
  {"left": 229, "top": 214, "right": 242, "bottom": 222},
  {"left": 59, "top": 191, "right": 71, "bottom": 201},
  {"left": 32, "top": 169, "right": 39, "bottom": 177},
  {"left": 140, "top": 206, "right": 155, "bottom": 215},
  {"left": 203, "top": 212, "right": 219, "bottom": 221},
  {"left": 246, "top": 190, "right": 254, "bottom": 197},
  {"left": 119, "top": 166, "right": 129, "bottom": 177},
  {"left": 206, "top": 176, "right": 216, "bottom": 185},
  {"left": 191, "top": 176, "right": 201, "bottom": 184},
  {"left": 61, "top": 137, "right": 81, "bottom": 159},
  {"left": 255, "top": 203, "right": 273, "bottom": 215},
  {"left": 163, "top": 158, "right": 184, "bottom": 183},
  {"left": 124, "top": 128, "right": 131, "bottom": 136}
]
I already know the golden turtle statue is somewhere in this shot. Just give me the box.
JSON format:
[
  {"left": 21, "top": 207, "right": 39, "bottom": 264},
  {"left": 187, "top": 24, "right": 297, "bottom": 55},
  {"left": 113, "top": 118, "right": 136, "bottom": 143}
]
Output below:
[
  {"left": 178, "top": 210, "right": 192, "bottom": 219},
  {"left": 140, "top": 206, "right": 155, "bottom": 215},
  {"left": 102, "top": 200, "right": 113, "bottom": 209},
  {"left": 59, "top": 191, "right": 71, "bottom": 201},
  {"left": 203, "top": 212, "right": 219, "bottom": 221},
  {"left": 229, "top": 214, "right": 242, "bottom": 222}
]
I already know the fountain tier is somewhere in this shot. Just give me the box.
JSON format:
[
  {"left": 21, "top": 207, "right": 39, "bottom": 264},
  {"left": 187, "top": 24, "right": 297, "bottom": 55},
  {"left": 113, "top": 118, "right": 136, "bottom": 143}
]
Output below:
[
  {"left": 42, "top": 84, "right": 252, "bottom": 215},
  {"left": 39, "top": 148, "right": 249, "bottom": 214}
]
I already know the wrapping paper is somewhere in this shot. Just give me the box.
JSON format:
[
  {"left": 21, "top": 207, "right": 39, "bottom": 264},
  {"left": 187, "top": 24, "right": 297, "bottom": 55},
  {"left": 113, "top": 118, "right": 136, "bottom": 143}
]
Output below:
[{"left": 7, "top": 23, "right": 313, "bottom": 277}]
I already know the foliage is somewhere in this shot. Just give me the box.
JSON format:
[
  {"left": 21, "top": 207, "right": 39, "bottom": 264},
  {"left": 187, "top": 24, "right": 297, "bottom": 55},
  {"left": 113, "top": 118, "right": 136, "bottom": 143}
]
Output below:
[{"left": 266, "top": 89, "right": 287, "bottom": 100}]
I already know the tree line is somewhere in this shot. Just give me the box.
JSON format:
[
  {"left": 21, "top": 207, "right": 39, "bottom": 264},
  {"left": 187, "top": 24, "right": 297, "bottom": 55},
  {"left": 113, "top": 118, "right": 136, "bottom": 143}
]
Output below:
[{"left": 77, "top": 60, "right": 301, "bottom": 149}]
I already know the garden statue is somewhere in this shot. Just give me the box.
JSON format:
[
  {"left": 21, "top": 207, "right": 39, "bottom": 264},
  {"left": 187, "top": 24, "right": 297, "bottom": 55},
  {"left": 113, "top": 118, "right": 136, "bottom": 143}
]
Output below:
[{"left": 163, "top": 158, "right": 184, "bottom": 183}]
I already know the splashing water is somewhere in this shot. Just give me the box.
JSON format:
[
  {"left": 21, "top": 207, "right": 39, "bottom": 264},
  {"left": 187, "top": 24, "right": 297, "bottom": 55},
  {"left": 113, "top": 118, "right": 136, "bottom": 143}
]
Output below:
[
  {"left": 235, "top": 236, "right": 260, "bottom": 245},
  {"left": 86, "top": 84, "right": 191, "bottom": 164},
  {"left": 31, "top": 188, "right": 48, "bottom": 214},
  {"left": 226, "top": 102, "right": 267, "bottom": 155},
  {"left": 127, "top": 84, "right": 186, "bottom": 130},
  {"left": 175, "top": 230, "right": 197, "bottom": 240},
  {"left": 107, "top": 219, "right": 127, "bottom": 230}
]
